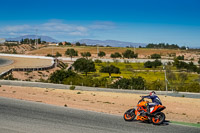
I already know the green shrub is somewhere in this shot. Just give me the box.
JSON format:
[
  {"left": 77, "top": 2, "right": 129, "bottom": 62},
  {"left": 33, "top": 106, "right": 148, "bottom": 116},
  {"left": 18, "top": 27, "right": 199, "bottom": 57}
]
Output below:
[
  {"left": 144, "top": 59, "right": 162, "bottom": 68},
  {"left": 111, "top": 76, "right": 145, "bottom": 90},
  {"left": 151, "top": 54, "right": 161, "bottom": 59},
  {"left": 94, "top": 59, "right": 102, "bottom": 63},
  {"left": 70, "top": 85, "right": 76, "bottom": 90},
  {"left": 176, "top": 55, "right": 184, "bottom": 60},
  {"left": 49, "top": 70, "right": 77, "bottom": 83}
]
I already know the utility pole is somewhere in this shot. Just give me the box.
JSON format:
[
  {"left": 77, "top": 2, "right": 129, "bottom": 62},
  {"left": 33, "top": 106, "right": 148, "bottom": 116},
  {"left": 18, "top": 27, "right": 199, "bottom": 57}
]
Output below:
[
  {"left": 163, "top": 64, "right": 168, "bottom": 93},
  {"left": 97, "top": 44, "right": 99, "bottom": 58},
  {"left": 35, "top": 29, "right": 38, "bottom": 49}
]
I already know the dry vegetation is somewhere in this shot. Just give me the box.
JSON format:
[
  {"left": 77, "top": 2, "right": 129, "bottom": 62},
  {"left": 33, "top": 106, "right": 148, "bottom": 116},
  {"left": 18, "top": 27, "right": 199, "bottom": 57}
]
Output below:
[{"left": 11, "top": 68, "right": 59, "bottom": 81}]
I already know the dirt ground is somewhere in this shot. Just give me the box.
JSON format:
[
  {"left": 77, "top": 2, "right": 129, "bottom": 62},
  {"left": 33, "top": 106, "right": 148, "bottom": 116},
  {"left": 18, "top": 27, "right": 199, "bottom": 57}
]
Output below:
[
  {"left": 0, "top": 85, "right": 199, "bottom": 124},
  {"left": 11, "top": 68, "right": 59, "bottom": 81},
  {"left": 27, "top": 46, "right": 200, "bottom": 61}
]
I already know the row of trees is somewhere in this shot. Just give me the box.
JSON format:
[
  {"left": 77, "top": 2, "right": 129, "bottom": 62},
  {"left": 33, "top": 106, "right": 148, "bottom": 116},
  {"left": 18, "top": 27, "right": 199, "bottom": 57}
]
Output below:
[
  {"left": 64, "top": 49, "right": 138, "bottom": 60},
  {"left": 173, "top": 59, "right": 200, "bottom": 73},
  {"left": 151, "top": 54, "right": 161, "bottom": 59},
  {"left": 144, "top": 60, "right": 162, "bottom": 68},
  {"left": 72, "top": 58, "right": 121, "bottom": 77},
  {"left": 58, "top": 42, "right": 86, "bottom": 46},
  {"left": 146, "top": 43, "right": 186, "bottom": 49},
  {"left": 20, "top": 38, "right": 46, "bottom": 44}
]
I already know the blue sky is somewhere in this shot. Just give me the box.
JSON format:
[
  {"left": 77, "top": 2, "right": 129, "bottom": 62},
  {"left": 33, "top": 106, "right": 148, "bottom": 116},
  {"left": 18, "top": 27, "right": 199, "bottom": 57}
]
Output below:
[{"left": 0, "top": 0, "right": 200, "bottom": 47}]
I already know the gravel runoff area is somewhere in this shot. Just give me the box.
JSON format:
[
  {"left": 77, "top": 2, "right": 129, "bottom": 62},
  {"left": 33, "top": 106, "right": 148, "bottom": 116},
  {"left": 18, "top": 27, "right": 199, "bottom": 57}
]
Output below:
[
  {"left": 0, "top": 55, "right": 53, "bottom": 74},
  {"left": 0, "top": 80, "right": 200, "bottom": 124}
]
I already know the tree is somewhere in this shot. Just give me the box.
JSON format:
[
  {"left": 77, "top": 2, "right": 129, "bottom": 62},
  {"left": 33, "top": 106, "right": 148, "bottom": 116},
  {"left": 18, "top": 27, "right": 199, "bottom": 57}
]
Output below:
[
  {"left": 76, "top": 42, "right": 81, "bottom": 46},
  {"left": 122, "top": 49, "right": 138, "bottom": 59},
  {"left": 72, "top": 58, "right": 96, "bottom": 76},
  {"left": 100, "top": 65, "right": 120, "bottom": 78},
  {"left": 81, "top": 52, "right": 91, "bottom": 58},
  {"left": 98, "top": 51, "right": 106, "bottom": 58},
  {"left": 110, "top": 52, "right": 122, "bottom": 58},
  {"left": 176, "top": 55, "right": 184, "bottom": 60},
  {"left": 153, "top": 59, "right": 162, "bottom": 67},
  {"left": 146, "top": 43, "right": 180, "bottom": 49},
  {"left": 55, "top": 52, "right": 62, "bottom": 57},
  {"left": 144, "top": 61, "right": 153, "bottom": 68},
  {"left": 65, "top": 48, "right": 78, "bottom": 60},
  {"left": 178, "top": 73, "right": 188, "bottom": 86},
  {"left": 151, "top": 54, "right": 161, "bottom": 59},
  {"left": 111, "top": 77, "right": 145, "bottom": 89},
  {"left": 65, "top": 42, "right": 71, "bottom": 45},
  {"left": 58, "top": 42, "right": 63, "bottom": 46},
  {"left": 198, "top": 58, "right": 200, "bottom": 65},
  {"left": 49, "top": 70, "right": 77, "bottom": 83},
  {"left": 144, "top": 60, "right": 162, "bottom": 68}
]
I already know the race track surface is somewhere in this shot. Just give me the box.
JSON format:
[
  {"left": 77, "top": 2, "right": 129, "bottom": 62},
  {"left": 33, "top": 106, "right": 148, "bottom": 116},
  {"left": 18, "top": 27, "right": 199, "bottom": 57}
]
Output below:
[{"left": 0, "top": 97, "right": 199, "bottom": 133}]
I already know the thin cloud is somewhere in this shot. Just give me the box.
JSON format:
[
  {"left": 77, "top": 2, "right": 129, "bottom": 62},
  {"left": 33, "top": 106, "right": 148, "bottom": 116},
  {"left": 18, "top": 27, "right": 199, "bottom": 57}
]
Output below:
[
  {"left": 0, "top": 20, "right": 116, "bottom": 39},
  {"left": 89, "top": 21, "right": 115, "bottom": 30}
]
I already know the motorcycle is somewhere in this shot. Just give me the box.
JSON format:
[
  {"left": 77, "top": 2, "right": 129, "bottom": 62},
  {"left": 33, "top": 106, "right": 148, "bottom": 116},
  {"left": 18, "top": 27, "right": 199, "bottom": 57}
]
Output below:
[{"left": 123, "top": 96, "right": 166, "bottom": 125}]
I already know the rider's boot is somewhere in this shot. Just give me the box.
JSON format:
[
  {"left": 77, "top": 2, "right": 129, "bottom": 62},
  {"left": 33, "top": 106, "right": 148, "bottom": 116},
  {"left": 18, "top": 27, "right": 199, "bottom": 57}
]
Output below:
[{"left": 145, "top": 104, "right": 150, "bottom": 116}]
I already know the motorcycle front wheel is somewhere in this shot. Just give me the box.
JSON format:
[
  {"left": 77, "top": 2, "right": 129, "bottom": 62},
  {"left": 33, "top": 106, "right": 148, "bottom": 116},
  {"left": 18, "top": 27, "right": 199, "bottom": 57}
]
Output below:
[{"left": 123, "top": 109, "right": 136, "bottom": 121}]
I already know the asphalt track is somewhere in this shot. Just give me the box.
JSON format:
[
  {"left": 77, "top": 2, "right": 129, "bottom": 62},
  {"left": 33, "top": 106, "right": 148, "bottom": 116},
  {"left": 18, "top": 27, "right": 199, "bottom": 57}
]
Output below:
[{"left": 0, "top": 97, "right": 199, "bottom": 133}]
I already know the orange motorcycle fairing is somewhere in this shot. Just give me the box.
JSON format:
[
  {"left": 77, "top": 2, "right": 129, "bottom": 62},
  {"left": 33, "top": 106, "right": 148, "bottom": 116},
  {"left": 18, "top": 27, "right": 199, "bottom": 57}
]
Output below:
[
  {"left": 136, "top": 116, "right": 148, "bottom": 121},
  {"left": 124, "top": 97, "right": 166, "bottom": 125}
]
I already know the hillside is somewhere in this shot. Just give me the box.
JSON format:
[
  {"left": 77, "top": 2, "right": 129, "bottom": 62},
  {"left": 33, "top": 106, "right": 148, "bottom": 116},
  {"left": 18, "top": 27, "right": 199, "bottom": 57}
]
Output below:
[
  {"left": 75, "top": 39, "right": 147, "bottom": 47},
  {"left": 6, "top": 35, "right": 58, "bottom": 42},
  {"left": 0, "top": 44, "right": 44, "bottom": 54}
]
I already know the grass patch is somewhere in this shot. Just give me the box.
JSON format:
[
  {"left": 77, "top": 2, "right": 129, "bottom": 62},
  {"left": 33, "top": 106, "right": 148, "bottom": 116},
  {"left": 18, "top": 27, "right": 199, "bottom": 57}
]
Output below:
[{"left": 171, "top": 121, "right": 200, "bottom": 128}]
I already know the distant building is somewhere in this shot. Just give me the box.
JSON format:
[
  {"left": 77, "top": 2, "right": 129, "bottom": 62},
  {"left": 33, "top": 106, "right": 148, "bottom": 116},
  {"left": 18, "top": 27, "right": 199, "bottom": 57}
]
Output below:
[
  {"left": 0, "top": 38, "right": 6, "bottom": 44},
  {"left": 5, "top": 41, "right": 20, "bottom": 44},
  {"left": 48, "top": 43, "right": 59, "bottom": 46}
]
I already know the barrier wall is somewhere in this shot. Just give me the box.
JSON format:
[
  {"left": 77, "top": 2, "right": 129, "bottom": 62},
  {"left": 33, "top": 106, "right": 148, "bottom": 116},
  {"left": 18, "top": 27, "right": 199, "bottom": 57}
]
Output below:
[{"left": 0, "top": 54, "right": 55, "bottom": 78}]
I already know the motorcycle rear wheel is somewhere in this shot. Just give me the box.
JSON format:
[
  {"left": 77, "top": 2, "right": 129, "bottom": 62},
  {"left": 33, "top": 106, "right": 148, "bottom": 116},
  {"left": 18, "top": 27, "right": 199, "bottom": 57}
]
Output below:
[
  {"left": 151, "top": 112, "right": 165, "bottom": 125},
  {"left": 123, "top": 109, "right": 136, "bottom": 121}
]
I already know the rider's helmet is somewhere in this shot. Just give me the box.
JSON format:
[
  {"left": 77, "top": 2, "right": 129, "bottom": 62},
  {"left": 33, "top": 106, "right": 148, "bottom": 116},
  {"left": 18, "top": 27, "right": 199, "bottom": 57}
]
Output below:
[{"left": 150, "top": 91, "right": 156, "bottom": 96}]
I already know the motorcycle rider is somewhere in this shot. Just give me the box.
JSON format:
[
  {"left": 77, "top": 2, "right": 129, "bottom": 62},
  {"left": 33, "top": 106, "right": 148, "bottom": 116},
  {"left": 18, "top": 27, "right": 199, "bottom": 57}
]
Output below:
[{"left": 142, "top": 91, "right": 162, "bottom": 115}]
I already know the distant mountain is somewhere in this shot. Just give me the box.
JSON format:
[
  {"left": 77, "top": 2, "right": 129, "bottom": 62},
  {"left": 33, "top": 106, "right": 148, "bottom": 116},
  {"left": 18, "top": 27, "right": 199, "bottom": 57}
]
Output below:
[
  {"left": 6, "top": 35, "right": 58, "bottom": 42},
  {"left": 75, "top": 39, "right": 147, "bottom": 47}
]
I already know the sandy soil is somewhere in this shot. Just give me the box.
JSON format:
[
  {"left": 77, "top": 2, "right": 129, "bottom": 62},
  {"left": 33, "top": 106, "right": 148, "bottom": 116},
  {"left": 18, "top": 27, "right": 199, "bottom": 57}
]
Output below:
[
  {"left": 0, "top": 56, "right": 53, "bottom": 74},
  {"left": 27, "top": 46, "right": 200, "bottom": 61},
  {"left": 11, "top": 67, "right": 59, "bottom": 81},
  {"left": 0, "top": 85, "right": 199, "bottom": 124}
]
